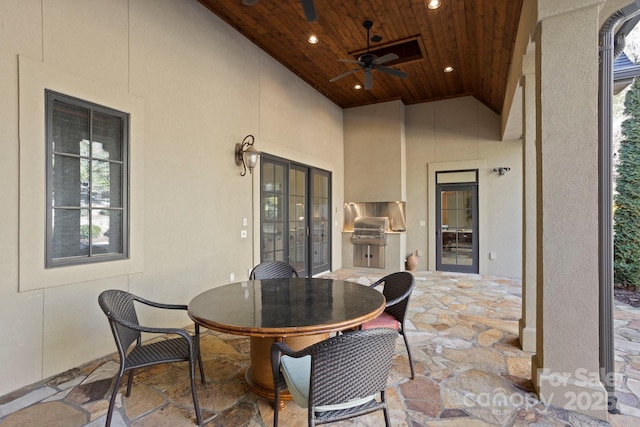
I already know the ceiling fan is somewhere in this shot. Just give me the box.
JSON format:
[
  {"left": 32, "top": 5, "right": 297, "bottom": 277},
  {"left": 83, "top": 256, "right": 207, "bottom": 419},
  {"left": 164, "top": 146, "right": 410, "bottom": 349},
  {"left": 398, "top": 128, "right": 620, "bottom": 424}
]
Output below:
[
  {"left": 243, "top": 0, "right": 318, "bottom": 23},
  {"left": 329, "top": 20, "right": 408, "bottom": 90}
]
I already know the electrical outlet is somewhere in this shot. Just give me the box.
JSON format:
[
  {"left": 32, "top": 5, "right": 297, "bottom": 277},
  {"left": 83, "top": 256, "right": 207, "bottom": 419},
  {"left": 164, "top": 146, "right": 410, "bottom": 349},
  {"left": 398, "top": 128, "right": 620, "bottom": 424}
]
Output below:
[
  {"left": 419, "top": 220, "right": 426, "bottom": 226},
  {"left": 241, "top": 229, "right": 247, "bottom": 238}
]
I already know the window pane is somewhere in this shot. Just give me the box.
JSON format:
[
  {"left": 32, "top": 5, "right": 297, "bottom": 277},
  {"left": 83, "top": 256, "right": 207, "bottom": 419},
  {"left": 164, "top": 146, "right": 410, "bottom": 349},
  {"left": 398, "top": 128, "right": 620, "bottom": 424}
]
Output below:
[
  {"left": 274, "top": 223, "right": 285, "bottom": 251},
  {"left": 314, "top": 174, "right": 328, "bottom": 197},
  {"left": 52, "top": 101, "right": 89, "bottom": 155},
  {"left": 274, "top": 164, "right": 285, "bottom": 193},
  {"left": 92, "top": 112, "right": 123, "bottom": 161},
  {"left": 52, "top": 155, "right": 89, "bottom": 207},
  {"left": 92, "top": 160, "right": 122, "bottom": 208},
  {"left": 262, "top": 162, "right": 274, "bottom": 192},
  {"left": 52, "top": 208, "right": 89, "bottom": 259},
  {"left": 92, "top": 209, "right": 122, "bottom": 255}
]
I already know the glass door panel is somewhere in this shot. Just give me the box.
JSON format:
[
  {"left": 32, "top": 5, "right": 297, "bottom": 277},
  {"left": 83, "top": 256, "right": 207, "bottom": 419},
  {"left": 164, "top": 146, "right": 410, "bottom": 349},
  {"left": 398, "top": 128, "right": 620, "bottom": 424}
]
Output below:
[
  {"left": 311, "top": 170, "right": 330, "bottom": 275},
  {"left": 289, "top": 166, "right": 308, "bottom": 276},
  {"left": 436, "top": 184, "right": 478, "bottom": 273},
  {"left": 261, "top": 160, "right": 287, "bottom": 262}
]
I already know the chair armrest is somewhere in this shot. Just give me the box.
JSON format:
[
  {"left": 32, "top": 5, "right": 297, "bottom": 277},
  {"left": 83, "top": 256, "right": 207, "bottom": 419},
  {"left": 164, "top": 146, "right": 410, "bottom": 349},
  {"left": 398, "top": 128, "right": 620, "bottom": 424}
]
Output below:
[
  {"left": 271, "top": 341, "right": 316, "bottom": 359},
  {"left": 114, "top": 317, "right": 195, "bottom": 343},
  {"left": 132, "top": 295, "right": 188, "bottom": 311},
  {"left": 368, "top": 277, "right": 385, "bottom": 289},
  {"left": 271, "top": 341, "right": 315, "bottom": 392}
]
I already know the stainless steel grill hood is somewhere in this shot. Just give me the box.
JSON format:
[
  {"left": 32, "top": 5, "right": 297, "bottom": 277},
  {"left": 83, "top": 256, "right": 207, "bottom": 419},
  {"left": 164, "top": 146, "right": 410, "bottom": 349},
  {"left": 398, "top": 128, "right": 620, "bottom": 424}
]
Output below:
[{"left": 343, "top": 201, "right": 406, "bottom": 232}]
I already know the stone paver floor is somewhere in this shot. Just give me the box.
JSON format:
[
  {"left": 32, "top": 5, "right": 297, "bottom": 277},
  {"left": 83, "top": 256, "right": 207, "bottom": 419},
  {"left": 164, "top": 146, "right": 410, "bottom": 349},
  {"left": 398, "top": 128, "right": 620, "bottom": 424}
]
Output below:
[{"left": 1, "top": 269, "right": 640, "bottom": 426}]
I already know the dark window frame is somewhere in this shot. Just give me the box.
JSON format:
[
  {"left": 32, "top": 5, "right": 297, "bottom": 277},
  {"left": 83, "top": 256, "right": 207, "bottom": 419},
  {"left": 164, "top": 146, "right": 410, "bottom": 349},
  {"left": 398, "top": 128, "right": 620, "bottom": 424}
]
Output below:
[{"left": 45, "top": 90, "right": 130, "bottom": 268}]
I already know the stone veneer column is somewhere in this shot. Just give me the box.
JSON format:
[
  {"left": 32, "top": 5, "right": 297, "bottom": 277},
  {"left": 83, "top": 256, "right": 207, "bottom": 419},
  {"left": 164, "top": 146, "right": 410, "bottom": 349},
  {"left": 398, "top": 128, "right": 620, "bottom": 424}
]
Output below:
[
  {"left": 519, "top": 51, "right": 536, "bottom": 353},
  {"left": 532, "top": 0, "right": 608, "bottom": 420}
]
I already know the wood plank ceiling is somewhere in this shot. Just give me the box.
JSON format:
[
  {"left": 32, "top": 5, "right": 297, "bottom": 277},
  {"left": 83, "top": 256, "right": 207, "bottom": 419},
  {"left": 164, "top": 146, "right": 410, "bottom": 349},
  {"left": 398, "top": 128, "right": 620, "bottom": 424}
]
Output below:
[{"left": 197, "top": 0, "right": 523, "bottom": 113}]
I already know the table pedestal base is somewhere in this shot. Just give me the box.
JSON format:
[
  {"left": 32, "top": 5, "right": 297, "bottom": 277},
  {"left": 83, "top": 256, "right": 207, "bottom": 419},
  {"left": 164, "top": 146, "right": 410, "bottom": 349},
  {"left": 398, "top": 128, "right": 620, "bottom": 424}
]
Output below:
[{"left": 246, "top": 334, "right": 329, "bottom": 409}]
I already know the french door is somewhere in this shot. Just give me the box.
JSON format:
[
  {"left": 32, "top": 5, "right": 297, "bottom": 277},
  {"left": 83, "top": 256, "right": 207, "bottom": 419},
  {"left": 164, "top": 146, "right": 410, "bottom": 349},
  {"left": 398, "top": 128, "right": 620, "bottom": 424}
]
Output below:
[
  {"left": 260, "top": 156, "right": 331, "bottom": 277},
  {"left": 435, "top": 173, "right": 479, "bottom": 273}
]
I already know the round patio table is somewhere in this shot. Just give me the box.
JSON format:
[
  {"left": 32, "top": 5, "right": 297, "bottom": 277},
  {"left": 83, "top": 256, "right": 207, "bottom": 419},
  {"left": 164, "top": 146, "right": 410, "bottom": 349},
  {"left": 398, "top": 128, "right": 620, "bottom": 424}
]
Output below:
[{"left": 188, "top": 277, "right": 385, "bottom": 405}]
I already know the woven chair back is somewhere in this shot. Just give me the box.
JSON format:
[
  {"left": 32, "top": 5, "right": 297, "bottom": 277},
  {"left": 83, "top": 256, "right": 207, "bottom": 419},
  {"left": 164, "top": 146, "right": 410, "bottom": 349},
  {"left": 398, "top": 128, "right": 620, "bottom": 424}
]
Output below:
[
  {"left": 380, "top": 271, "right": 414, "bottom": 323},
  {"left": 250, "top": 261, "right": 299, "bottom": 279},
  {"left": 309, "top": 328, "right": 398, "bottom": 408},
  {"left": 98, "top": 290, "right": 142, "bottom": 354}
]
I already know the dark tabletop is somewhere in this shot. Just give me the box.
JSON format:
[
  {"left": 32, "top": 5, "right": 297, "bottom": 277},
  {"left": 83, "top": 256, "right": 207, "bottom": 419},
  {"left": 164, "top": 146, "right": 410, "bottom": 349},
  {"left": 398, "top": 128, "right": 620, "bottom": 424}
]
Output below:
[{"left": 188, "top": 277, "right": 385, "bottom": 337}]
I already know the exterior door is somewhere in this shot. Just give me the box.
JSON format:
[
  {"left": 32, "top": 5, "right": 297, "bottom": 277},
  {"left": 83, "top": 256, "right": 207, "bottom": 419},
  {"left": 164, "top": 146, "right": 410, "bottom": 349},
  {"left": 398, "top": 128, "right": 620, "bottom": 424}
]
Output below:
[
  {"left": 289, "top": 165, "right": 308, "bottom": 276},
  {"left": 310, "top": 169, "right": 330, "bottom": 275},
  {"left": 260, "top": 156, "right": 331, "bottom": 277},
  {"left": 436, "top": 182, "right": 479, "bottom": 273}
]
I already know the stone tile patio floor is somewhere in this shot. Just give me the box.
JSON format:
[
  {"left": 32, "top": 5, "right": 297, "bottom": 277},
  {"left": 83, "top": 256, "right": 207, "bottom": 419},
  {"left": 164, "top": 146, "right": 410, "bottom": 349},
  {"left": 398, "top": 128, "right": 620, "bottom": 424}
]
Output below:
[{"left": 2, "top": 269, "right": 640, "bottom": 426}]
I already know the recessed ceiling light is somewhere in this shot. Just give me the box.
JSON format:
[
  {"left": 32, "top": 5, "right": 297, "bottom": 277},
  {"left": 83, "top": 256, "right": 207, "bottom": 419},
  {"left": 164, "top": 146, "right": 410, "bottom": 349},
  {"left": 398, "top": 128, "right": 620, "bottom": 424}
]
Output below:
[
  {"left": 354, "top": 84, "right": 362, "bottom": 90},
  {"left": 427, "top": 0, "right": 442, "bottom": 9},
  {"left": 444, "top": 66, "right": 454, "bottom": 73},
  {"left": 307, "top": 35, "right": 319, "bottom": 44}
]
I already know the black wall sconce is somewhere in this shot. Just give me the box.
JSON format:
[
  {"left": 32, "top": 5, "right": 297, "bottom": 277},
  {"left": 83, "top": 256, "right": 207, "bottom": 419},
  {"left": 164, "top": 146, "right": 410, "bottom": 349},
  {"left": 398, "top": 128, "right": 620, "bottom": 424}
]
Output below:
[
  {"left": 235, "top": 135, "right": 261, "bottom": 176},
  {"left": 492, "top": 167, "right": 511, "bottom": 176}
]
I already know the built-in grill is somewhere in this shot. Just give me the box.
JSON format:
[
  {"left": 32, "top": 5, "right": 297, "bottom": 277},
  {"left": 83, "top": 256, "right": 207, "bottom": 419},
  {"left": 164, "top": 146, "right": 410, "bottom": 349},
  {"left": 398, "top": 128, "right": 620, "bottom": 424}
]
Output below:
[
  {"left": 351, "top": 217, "right": 389, "bottom": 246},
  {"left": 351, "top": 217, "right": 389, "bottom": 268}
]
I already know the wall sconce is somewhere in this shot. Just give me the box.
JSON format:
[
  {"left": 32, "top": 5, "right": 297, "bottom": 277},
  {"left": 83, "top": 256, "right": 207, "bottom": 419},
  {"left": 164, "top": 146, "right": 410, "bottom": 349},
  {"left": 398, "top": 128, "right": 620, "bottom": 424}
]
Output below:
[
  {"left": 492, "top": 167, "right": 511, "bottom": 176},
  {"left": 235, "top": 135, "right": 261, "bottom": 176}
]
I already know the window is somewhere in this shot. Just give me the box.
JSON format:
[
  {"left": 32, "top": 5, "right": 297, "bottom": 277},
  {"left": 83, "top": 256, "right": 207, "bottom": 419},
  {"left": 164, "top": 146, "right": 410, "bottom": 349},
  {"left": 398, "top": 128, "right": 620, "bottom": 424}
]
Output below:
[{"left": 45, "top": 90, "right": 129, "bottom": 267}]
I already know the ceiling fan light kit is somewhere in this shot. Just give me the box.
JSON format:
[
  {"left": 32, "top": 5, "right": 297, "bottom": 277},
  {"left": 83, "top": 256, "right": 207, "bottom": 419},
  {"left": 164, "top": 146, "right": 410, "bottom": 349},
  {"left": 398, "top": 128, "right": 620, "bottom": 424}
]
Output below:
[{"left": 329, "top": 20, "right": 408, "bottom": 90}]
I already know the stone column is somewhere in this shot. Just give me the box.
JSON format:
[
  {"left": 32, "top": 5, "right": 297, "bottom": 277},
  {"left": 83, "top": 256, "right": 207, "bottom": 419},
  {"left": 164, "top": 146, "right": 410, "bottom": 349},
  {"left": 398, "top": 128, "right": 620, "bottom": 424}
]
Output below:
[
  {"left": 519, "top": 50, "right": 536, "bottom": 353},
  {"left": 532, "top": 0, "right": 608, "bottom": 420}
]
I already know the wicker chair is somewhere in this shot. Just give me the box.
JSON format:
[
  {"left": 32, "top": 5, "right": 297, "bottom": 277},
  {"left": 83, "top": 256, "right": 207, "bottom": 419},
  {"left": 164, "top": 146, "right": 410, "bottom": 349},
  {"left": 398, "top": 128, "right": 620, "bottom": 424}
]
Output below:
[
  {"left": 249, "top": 260, "right": 299, "bottom": 279},
  {"left": 360, "top": 271, "right": 416, "bottom": 379},
  {"left": 271, "top": 328, "right": 398, "bottom": 427},
  {"left": 98, "top": 290, "right": 205, "bottom": 426}
]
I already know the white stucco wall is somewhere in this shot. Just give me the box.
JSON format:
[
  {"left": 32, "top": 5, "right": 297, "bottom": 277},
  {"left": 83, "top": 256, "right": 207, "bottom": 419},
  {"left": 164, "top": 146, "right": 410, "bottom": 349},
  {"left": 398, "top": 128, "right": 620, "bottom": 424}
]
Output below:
[{"left": 0, "top": 0, "right": 343, "bottom": 396}]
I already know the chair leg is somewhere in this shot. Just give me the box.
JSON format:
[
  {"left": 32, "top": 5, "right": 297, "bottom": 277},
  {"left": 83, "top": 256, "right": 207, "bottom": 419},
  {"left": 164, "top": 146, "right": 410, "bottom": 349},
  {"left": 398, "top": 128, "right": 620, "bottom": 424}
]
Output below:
[
  {"left": 273, "top": 381, "right": 280, "bottom": 427},
  {"left": 126, "top": 370, "right": 135, "bottom": 396},
  {"left": 401, "top": 329, "right": 415, "bottom": 379},
  {"left": 106, "top": 374, "right": 123, "bottom": 427},
  {"left": 194, "top": 324, "right": 206, "bottom": 383},
  {"left": 189, "top": 360, "right": 203, "bottom": 425},
  {"left": 381, "top": 390, "right": 391, "bottom": 427},
  {"left": 197, "top": 352, "right": 206, "bottom": 384}
]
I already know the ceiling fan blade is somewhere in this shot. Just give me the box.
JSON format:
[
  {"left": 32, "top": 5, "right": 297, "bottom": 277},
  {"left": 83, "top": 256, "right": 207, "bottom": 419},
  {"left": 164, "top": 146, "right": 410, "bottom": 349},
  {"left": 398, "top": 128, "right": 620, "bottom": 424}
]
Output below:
[
  {"left": 375, "top": 65, "right": 408, "bottom": 79},
  {"left": 329, "top": 68, "right": 360, "bottom": 83},
  {"left": 364, "top": 69, "right": 373, "bottom": 90},
  {"left": 373, "top": 53, "right": 399, "bottom": 65},
  {"left": 300, "top": 0, "right": 318, "bottom": 22},
  {"left": 243, "top": 0, "right": 260, "bottom": 5}
]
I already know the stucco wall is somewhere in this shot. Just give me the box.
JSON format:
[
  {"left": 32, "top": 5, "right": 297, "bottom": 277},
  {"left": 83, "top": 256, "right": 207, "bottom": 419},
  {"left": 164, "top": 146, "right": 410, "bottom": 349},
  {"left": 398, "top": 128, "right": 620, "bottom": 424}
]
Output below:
[
  {"left": 405, "top": 98, "right": 523, "bottom": 277},
  {"left": 0, "top": 0, "right": 343, "bottom": 396},
  {"left": 343, "top": 101, "right": 406, "bottom": 202}
]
